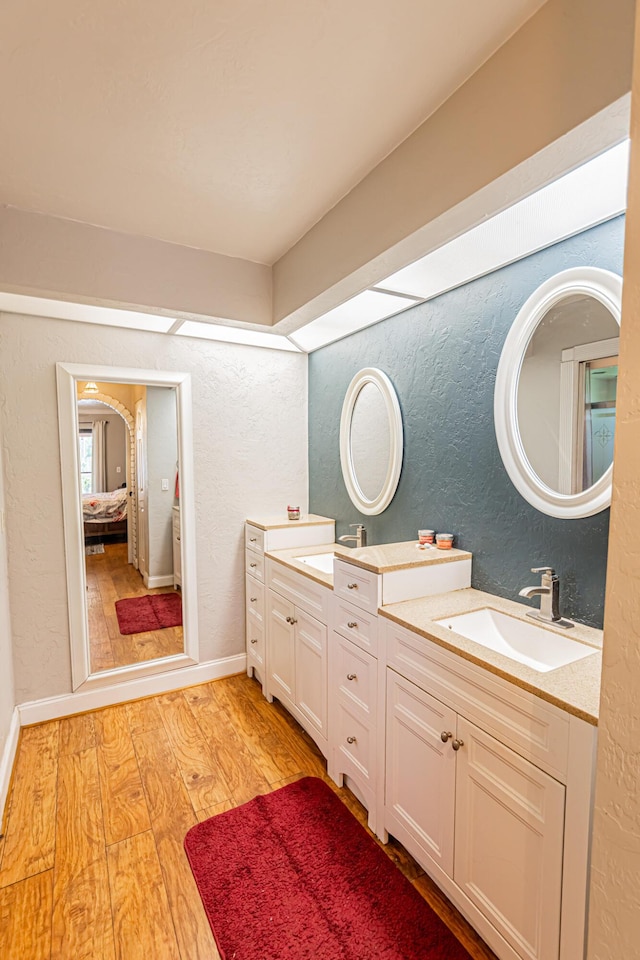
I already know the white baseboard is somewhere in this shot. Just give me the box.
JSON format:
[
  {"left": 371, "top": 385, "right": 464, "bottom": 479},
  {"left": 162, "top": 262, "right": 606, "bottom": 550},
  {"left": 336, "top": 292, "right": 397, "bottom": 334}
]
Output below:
[
  {"left": 18, "top": 654, "right": 247, "bottom": 726},
  {"left": 143, "top": 573, "right": 175, "bottom": 589},
  {"left": 0, "top": 708, "right": 20, "bottom": 825}
]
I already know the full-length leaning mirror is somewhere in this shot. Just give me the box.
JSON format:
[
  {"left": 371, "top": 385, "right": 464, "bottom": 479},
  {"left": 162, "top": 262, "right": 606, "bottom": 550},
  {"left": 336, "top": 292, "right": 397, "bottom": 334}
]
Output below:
[
  {"left": 57, "top": 363, "right": 198, "bottom": 690},
  {"left": 340, "top": 367, "right": 403, "bottom": 515},
  {"left": 494, "top": 267, "right": 622, "bottom": 519}
]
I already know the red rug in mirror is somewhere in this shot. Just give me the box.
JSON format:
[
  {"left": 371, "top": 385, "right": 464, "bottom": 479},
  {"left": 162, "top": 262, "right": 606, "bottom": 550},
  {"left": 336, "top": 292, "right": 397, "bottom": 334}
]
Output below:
[
  {"left": 115, "top": 592, "right": 182, "bottom": 635},
  {"left": 184, "top": 776, "right": 474, "bottom": 960}
]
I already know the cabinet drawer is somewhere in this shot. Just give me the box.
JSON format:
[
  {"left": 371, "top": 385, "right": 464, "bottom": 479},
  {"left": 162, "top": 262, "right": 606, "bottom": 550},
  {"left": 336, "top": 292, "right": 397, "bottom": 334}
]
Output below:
[
  {"left": 334, "top": 701, "right": 375, "bottom": 784},
  {"left": 333, "top": 598, "right": 378, "bottom": 656},
  {"left": 246, "top": 613, "right": 265, "bottom": 670},
  {"left": 245, "top": 524, "right": 265, "bottom": 554},
  {"left": 384, "top": 619, "right": 570, "bottom": 781},
  {"left": 266, "top": 559, "right": 330, "bottom": 624},
  {"left": 333, "top": 560, "right": 380, "bottom": 614},
  {"left": 245, "top": 575, "right": 265, "bottom": 622},
  {"left": 245, "top": 551, "right": 265, "bottom": 582},
  {"left": 333, "top": 634, "right": 377, "bottom": 724},
  {"left": 172, "top": 509, "right": 181, "bottom": 537}
]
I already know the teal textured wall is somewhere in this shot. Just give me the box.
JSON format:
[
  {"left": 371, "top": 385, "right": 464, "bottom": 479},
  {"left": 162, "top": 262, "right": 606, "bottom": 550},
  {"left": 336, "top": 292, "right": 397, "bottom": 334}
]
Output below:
[{"left": 308, "top": 216, "right": 625, "bottom": 628}]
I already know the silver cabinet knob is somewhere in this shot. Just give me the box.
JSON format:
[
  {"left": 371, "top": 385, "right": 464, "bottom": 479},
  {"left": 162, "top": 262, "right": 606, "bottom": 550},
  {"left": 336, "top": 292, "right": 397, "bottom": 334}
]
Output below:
[
  {"left": 285, "top": 616, "right": 292, "bottom": 623},
  {"left": 290, "top": 618, "right": 297, "bottom": 625},
  {"left": 440, "top": 731, "right": 453, "bottom": 743},
  {"left": 249, "top": 537, "right": 257, "bottom": 542},
  {"left": 346, "top": 736, "right": 357, "bottom": 744},
  {"left": 347, "top": 583, "right": 358, "bottom": 590},
  {"left": 250, "top": 562, "right": 257, "bottom": 568},
  {"left": 346, "top": 673, "right": 357, "bottom": 681},
  {"left": 347, "top": 621, "right": 358, "bottom": 629},
  {"left": 250, "top": 638, "right": 258, "bottom": 644},
  {"left": 452, "top": 738, "right": 464, "bottom": 751},
  {"left": 250, "top": 597, "right": 257, "bottom": 602}
]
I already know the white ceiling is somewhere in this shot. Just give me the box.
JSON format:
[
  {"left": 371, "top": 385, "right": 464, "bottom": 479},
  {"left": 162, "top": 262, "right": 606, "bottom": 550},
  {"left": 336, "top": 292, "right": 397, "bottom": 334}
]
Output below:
[{"left": 0, "top": 0, "right": 546, "bottom": 265}]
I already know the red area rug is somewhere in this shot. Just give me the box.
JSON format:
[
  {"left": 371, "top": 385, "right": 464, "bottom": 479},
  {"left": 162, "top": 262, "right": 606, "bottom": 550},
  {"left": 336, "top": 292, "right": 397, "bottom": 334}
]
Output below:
[
  {"left": 184, "top": 776, "right": 473, "bottom": 960},
  {"left": 115, "top": 592, "right": 182, "bottom": 635}
]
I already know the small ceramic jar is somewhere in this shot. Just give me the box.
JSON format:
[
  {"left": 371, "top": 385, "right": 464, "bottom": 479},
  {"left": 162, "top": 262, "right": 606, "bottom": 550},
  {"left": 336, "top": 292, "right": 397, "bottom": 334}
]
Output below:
[
  {"left": 436, "top": 533, "right": 454, "bottom": 550},
  {"left": 418, "top": 529, "right": 435, "bottom": 545},
  {"left": 287, "top": 506, "right": 300, "bottom": 520}
]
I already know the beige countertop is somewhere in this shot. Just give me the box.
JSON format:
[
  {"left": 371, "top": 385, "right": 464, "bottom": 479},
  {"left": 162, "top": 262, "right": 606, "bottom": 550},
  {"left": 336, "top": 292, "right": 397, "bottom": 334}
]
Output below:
[
  {"left": 264, "top": 543, "right": 340, "bottom": 589},
  {"left": 246, "top": 513, "right": 334, "bottom": 531},
  {"left": 263, "top": 543, "right": 601, "bottom": 724},
  {"left": 334, "top": 539, "right": 472, "bottom": 573},
  {"left": 379, "top": 588, "right": 602, "bottom": 725}
]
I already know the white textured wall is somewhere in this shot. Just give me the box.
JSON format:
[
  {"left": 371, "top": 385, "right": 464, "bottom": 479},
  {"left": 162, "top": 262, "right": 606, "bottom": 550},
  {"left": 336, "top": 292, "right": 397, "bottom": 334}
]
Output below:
[
  {"left": 587, "top": 1, "right": 640, "bottom": 952},
  {"left": 0, "top": 313, "right": 308, "bottom": 704},
  {"left": 146, "top": 386, "right": 178, "bottom": 579}
]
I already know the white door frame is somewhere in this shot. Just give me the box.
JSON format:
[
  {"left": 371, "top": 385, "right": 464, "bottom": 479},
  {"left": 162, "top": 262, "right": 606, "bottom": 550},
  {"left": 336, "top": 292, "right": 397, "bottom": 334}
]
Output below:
[{"left": 56, "top": 362, "right": 199, "bottom": 691}]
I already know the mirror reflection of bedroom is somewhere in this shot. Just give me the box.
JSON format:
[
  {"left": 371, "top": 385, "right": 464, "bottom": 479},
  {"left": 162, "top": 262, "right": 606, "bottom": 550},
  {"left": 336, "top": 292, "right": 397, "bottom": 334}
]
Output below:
[{"left": 77, "top": 380, "right": 183, "bottom": 674}]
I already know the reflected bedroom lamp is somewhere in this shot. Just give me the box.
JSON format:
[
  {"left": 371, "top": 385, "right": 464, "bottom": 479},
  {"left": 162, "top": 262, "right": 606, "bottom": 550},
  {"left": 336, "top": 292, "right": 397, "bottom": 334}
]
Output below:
[{"left": 84, "top": 381, "right": 99, "bottom": 394}]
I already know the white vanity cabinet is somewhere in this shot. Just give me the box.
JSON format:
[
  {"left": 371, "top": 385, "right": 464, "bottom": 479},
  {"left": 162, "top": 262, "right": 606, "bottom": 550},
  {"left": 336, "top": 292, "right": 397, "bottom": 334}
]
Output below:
[
  {"left": 328, "top": 547, "right": 473, "bottom": 836},
  {"left": 265, "top": 557, "right": 332, "bottom": 755},
  {"left": 328, "top": 562, "right": 382, "bottom": 832},
  {"left": 244, "top": 514, "right": 334, "bottom": 691},
  {"left": 382, "top": 615, "right": 596, "bottom": 960}
]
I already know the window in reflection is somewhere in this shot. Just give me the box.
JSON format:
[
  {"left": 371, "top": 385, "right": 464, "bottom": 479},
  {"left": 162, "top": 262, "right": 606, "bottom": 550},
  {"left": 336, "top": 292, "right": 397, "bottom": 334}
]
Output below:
[{"left": 580, "top": 356, "right": 618, "bottom": 490}]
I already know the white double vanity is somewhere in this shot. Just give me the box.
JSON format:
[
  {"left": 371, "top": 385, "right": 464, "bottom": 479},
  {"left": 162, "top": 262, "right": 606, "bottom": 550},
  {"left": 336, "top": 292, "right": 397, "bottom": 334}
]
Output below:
[
  {"left": 244, "top": 513, "right": 602, "bottom": 960},
  {"left": 241, "top": 266, "right": 619, "bottom": 960}
]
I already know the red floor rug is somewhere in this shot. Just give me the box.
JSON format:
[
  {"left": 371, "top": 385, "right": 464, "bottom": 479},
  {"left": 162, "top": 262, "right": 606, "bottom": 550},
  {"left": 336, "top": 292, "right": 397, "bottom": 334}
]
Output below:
[
  {"left": 184, "top": 776, "right": 474, "bottom": 960},
  {"left": 115, "top": 592, "right": 182, "bottom": 635}
]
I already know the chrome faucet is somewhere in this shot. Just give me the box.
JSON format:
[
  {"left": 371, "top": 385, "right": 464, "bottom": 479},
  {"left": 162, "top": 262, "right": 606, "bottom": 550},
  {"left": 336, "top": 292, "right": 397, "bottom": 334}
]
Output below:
[
  {"left": 519, "top": 566, "right": 573, "bottom": 628},
  {"left": 339, "top": 523, "right": 367, "bottom": 548}
]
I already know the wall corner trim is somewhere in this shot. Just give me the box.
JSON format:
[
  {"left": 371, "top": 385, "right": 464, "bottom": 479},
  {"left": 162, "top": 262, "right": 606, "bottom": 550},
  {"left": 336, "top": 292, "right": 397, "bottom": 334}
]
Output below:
[
  {"left": 17, "top": 654, "right": 247, "bottom": 726},
  {"left": 0, "top": 708, "right": 21, "bottom": 828}
]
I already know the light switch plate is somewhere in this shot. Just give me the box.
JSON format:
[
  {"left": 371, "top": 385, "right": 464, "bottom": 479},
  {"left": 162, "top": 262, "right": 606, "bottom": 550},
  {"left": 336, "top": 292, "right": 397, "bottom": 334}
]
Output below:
[{"left": 161, "top": 479, "right": 169, "bottom": 491}]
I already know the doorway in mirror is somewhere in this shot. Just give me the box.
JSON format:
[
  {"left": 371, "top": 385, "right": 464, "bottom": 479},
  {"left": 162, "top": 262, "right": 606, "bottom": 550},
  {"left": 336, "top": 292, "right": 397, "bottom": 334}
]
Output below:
[{"left": 76, "top": 380, "right": 183, "bottom": 675}]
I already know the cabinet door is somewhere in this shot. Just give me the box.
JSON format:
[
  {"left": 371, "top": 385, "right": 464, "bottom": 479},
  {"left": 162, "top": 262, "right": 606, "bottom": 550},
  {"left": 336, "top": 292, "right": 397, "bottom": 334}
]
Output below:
[
  {"left": 294, "top": 609, "right": 327, "bottom": 736},
  {"left": 454, "top": 717, "right": 565, "bottom": 960},
  {"left": 385, "top": 670, "right": 457, "bottom": 876},
  {"left": 267, "top": 591, "right": 294, "bottom": 706}
]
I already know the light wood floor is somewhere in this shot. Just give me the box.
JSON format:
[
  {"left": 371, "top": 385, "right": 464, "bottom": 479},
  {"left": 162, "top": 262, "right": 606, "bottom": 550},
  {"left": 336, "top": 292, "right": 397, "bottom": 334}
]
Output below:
[
  {"left": 0, "top": 674, "right": 497, "bottom": 960},
  {"left": 86, "top": 542, "right": 183, "bottom": 673}
]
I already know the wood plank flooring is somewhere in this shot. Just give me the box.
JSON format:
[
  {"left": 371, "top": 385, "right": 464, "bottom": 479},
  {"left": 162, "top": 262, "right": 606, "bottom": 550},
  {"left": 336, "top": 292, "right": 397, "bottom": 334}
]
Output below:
[
  {"left": 0, "top": 674, "right": 498, "bottom": 960},
  {"left": 85, "top": 542, "right": 183, "bottom": 673}
]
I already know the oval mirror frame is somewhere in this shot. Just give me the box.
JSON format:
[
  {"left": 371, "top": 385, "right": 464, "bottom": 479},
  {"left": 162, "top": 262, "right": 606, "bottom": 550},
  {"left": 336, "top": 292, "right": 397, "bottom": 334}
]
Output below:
[
  {"left": 340, "top": 367, "right": 403, "bottom": 516},
  {"left": 494, "top": 266, "right": 622, "bottom": 519}
]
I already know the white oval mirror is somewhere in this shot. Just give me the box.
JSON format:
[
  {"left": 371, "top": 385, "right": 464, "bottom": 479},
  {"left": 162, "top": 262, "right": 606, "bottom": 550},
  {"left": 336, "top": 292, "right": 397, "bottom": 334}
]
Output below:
[
  {"left": 340, "top": 368, "right": 403, "bottom": 516},
  {"left": 494, "top": 267, "right": 622, "bottom": 519}
]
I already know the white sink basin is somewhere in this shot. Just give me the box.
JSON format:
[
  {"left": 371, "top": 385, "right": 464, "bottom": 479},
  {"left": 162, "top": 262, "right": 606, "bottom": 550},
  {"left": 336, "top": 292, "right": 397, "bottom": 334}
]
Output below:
[
  {"left": 294, "top": 552, "right": 335, "bottom": 575},
  {"left": 434, "top": 608, "right": 597, "bottom": 673}
]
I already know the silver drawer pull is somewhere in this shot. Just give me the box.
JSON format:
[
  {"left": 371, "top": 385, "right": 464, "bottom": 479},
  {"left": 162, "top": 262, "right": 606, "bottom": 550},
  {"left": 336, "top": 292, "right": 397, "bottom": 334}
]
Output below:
[
  {"left": 250, "top": 562, "right": 257, "bottom": 568},
  {"left": 250, "top": 597, "right": 257, "bottom": 602},
  {"left": 347, "top": 621, "right": 358, "bottom": 629},
  {"left": 440, "top": 731, "right": 452, "bottom": 743},
  {"left": 290, "top": 618, "right": 297, "bottom": 625},
  {"left": 250, "top": 638, "right": 258, "bottom": 644},
  {"left": 286, "top": 616, "right": 292, "bottom": 623},
  {"left": 347, "top": 583, "right": 358, "bottom": 590},
  {"left": 452, "top": 738, "right": 464, "bottom": 751},
  {"left": 346, "top": 673, "right": 357, "bottom": 681},
  {"left": 249, "top": 537, "right": 257, "bottom": 542},
  {"left": 346, "top": 736, "right": 357, "bottom": 744}
]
